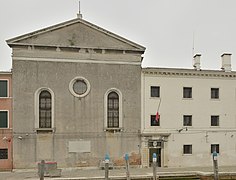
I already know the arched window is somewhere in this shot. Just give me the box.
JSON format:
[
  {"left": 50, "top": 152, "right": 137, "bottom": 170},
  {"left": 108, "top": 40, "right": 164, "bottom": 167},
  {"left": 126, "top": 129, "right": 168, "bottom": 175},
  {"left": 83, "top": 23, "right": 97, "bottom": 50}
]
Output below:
[
  {"left": 107, "top": 92, "right": 119, "bottom": 128},
  {"left": 104, "top": 88, "right": 123, "bottom": 130},
  {"left": 39, "top": 90, "right": 52, "bottom": 128}
]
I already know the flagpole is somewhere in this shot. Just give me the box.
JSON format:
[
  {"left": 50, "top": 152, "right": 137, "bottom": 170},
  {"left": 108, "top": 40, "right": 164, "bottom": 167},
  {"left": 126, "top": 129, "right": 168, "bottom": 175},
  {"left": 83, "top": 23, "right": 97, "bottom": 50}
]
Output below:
[
  {"left": 157, "top": 98, "right": 161, "bottom": 112},
  {"left": 155, "top": 98, "right": 161, "bottom": 122}
]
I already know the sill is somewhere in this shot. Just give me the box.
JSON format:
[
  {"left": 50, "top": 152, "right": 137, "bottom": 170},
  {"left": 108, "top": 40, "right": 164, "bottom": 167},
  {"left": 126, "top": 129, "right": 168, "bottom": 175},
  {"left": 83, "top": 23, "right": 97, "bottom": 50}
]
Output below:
[
  {"left": 182, "top": 98, "right": 193, "bottom": 100},
  {"left": 104, "top": 128, "right": 123, "bottom": 132},
  {"left": 34, "top": 128, "right": 55, "bottom": 133},
  {"left": 183, "top": 154, "right": 192, "bottom": 156},
  {"left": 150, "top": 97, "right": 160, "bottom": 99},
  {"left": 210, "top": 98, "right": 220, "bottom": 101}
]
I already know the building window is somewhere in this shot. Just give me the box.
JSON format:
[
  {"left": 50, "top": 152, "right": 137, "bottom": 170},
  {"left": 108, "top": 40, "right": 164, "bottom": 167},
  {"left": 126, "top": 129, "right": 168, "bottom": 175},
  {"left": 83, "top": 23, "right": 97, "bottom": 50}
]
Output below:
[
  {"left": 35, "top": 88, "right": 55, "bottom": 131},
  {"left": 183, "top": 87, "right": 192, "bottom": 98},
  {"left": 0, "top": 149, "right": 8, "bottom": 159},
  {"left": 151, "top": 115, "right": 160, "bottom": 126},
  {"left": 0, "top": 80, "right": 8, "bottom": 97},
  {"left": 183, "top": 145, "right": 192, "bottom": 154},
  {"left": 104, "top": 88, "right": 123, "bottom": 130},
  {"left": 73, "top": 79, "right": 87, "bottom": 95},
  {"left": 0, "top": 111, "right": 8, "bottom": 128},
  {"left": 211, "top": 116, "right": 219, "bottom": 126},
  {"left": 211, "top": 144, "right": 219, "bottom": 153},
  {"left": 211, "top": 88, "right": 219, "bottom": 99},
  {"left": 151, "top": 86, "right": 160, "bottom": 97},
  {"left": 69, "top": 76, "right": 91, "bottom": 98},
  {"left": 107, "top": 92, "right": 119, "bottom": 128},
  {"left": 183, "top": 115, "right": 192, "bottom": 126},
  {"left": 39, "top": 90, "right": 52, "bottom": 128}
]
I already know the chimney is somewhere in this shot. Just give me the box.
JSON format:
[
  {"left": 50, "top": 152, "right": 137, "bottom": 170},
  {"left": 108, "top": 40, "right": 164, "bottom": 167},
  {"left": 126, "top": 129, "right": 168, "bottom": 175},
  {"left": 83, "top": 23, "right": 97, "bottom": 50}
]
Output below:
[
  {"left": 221, "top": 53, "right": 232, "bottom": 72},
  {"left": 193, "top": 54, "right": 201, "bottom": 70}
]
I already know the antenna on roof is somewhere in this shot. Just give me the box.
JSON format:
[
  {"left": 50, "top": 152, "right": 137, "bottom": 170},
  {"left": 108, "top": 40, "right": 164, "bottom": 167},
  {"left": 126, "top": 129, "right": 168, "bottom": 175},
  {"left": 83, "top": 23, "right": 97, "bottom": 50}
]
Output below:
[
  {"left": 192, "top": 32, "right": 195, "bottom": 58},
  {"left": 77, "top": 1, "right": 83, "bottom": 19}
]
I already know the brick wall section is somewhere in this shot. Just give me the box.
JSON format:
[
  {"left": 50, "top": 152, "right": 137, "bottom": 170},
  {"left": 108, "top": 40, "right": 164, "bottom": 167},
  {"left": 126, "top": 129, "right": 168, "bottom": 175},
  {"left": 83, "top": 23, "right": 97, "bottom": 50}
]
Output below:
[{"left": 0, "top": 72, "right": 13, "bottom": 170}]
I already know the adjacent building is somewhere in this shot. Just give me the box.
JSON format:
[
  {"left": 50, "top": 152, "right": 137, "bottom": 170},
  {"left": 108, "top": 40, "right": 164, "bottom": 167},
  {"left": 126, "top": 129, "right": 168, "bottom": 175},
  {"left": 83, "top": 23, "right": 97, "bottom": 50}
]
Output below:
[
  {"left": 141, "top": 54, "right": 236, "bottom": 167},
  {"left": 7, "top": 15, "right": 145, "bottom": 168},
  {"left": 0, "top": 71, "right": 13, "bottom": 170}
]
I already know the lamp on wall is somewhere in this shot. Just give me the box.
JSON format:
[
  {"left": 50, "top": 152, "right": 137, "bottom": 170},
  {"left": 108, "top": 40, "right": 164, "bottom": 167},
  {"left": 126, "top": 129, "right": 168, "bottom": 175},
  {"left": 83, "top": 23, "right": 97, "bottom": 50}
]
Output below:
[
  {"left": 2, "top": 136, "right": 11, "bottom": 142},
  {"left": 178, "top": 127, "right": 188, "bottom": 133},
  {"left": 17, "top": 136, "right": 23, "bottom": 140}
]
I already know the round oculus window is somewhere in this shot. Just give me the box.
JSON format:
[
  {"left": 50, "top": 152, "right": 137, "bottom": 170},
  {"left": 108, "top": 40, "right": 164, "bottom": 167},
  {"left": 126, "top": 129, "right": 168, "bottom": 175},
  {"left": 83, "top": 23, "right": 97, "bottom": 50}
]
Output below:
[
  {"left": 69, "top": 77, "right": 90, "bottom": 98},
  {"left": 73, "top": 79, "right": 87, "bottom": 95}
]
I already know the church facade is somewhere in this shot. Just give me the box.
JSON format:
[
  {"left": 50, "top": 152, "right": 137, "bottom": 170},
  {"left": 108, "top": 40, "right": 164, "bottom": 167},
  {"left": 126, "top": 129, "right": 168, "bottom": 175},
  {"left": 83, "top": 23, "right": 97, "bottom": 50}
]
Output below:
[{"left": 7, "top": 16, "right": 145, "bottom": 168}]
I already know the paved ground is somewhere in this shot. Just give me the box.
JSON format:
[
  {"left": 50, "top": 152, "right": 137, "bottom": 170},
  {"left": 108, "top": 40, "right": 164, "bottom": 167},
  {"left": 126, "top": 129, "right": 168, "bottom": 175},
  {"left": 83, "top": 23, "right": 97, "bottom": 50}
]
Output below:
[{"left": 0, "top": 166, "right": 235, "bottom": 180}]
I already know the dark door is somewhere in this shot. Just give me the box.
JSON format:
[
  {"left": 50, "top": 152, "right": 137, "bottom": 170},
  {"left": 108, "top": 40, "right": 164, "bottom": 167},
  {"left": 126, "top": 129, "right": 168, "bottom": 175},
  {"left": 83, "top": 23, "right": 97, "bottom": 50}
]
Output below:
[{"left": 149, "top": 148, "right": 161, "bottom": 167}]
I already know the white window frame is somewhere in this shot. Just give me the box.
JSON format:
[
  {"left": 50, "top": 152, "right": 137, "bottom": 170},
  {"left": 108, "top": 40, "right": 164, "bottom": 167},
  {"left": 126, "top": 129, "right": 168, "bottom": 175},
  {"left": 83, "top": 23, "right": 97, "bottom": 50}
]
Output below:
[
  {"left": 0, "top": 79, "right": 9, "bottom": 98},
  {"left": 69, "top": 76, "right": 91, "bottom": 98},
  {"left": 0, "top": 110, "right": 9, "bottom": 129},
  {"left": 211, "top": 115, "right": 220, "bottom": 126},
  {"left": 211, "top": 87, "right": 220, "bottom": 99},
  {"left": 183, "top": 115, "right": 192, "bottom": 126},
  {"left": 150, "top": 86, "right": 160, "bottom": 98},
  {"left": 183, "top": 87, "right": 192, "bottom": 99},
  {"left": 104, "top": 88, "right": 123, "bottom": 130},
  {"left": 211, "top": 144, "right": 220, "bottom": 154},
  {"left": 183, "top": 144, "right": 192, "bottom": 155},
  {"left": 34, "top": 87, "right": 55, "bottom": 131}
]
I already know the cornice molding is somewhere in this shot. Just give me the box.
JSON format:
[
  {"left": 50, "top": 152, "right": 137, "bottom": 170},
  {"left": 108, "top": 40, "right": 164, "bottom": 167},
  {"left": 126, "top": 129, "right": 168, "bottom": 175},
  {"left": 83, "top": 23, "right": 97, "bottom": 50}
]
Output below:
[
  {"left": 13, "top": 57, "right": 141, "bottom": 66},
  {"left": 142, "top": 68, "right": 236, "bottom": 79}
]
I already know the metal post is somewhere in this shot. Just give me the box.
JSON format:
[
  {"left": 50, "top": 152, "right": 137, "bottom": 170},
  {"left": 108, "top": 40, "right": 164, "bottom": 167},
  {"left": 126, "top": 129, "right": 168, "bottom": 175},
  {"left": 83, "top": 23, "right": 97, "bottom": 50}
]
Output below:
[
  {"left": 153, "top": 153, "right": 157, "bottom": 180},
  {"left": 124, "top": 154, "right": 130, "bottom": 180},
  {"left": 104, "top": 154, "right": 110, "bottom": 180},
  {"left": 212, "top": 151, "right": 219, "bottom": 180},
  {"left": 39, "top": 160, "right": 45, "bottom": 180}
]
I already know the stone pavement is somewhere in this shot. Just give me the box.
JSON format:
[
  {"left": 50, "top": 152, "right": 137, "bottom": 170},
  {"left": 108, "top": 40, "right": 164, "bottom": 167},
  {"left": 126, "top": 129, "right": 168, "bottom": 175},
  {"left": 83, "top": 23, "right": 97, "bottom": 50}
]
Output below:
[{"left": 0, "top": 166, "right": 236, "bottom": 180}]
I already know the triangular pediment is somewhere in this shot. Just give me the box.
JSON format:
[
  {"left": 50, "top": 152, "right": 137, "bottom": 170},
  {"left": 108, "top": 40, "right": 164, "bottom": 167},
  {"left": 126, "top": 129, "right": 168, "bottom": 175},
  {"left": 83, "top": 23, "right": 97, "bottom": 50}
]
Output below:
[{"left": 7, "top": 18, "right": 145, "bottom": 52}]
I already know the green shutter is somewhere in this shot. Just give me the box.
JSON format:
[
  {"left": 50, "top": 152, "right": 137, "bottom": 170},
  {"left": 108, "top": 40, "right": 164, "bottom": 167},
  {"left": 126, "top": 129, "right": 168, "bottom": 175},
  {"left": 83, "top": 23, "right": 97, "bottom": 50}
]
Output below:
[
  {"left": 0, "top": 80, "right": 7, "bottom": 97},
  {"left": 0, "top": 111, "right": 8, "bottom": 128}
]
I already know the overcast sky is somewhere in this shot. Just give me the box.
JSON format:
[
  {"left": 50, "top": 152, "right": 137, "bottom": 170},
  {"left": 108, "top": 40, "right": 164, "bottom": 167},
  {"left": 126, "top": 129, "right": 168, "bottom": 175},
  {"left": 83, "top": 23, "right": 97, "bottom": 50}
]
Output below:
[{"left": 1, "top": 0, "right": 236, "bottom": 71}]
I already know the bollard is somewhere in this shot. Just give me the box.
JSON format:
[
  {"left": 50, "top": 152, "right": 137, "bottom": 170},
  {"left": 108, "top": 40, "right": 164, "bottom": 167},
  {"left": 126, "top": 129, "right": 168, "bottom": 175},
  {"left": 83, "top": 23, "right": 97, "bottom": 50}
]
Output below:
[
  {"left": 104, "top": 154, "right": 110, "bottom": 180},
  {"left": 212, "top": 151, "right": 219, "bottom": 180},
  {"left": 39, "top": 160, "right": 45, "bottom": 180},
  {"left": 153, "top": 153, "right": 157, "bottom": 180},
  {"left": 124, "top": 154, "right": 130, "bottom": 180}
]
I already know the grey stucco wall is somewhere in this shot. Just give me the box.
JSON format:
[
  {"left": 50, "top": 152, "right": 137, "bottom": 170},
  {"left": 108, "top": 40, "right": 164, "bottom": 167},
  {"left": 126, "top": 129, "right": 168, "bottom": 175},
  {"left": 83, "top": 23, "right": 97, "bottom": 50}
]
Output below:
[{"left": 12, "top": 49, "right": 141, "bottom": 168}]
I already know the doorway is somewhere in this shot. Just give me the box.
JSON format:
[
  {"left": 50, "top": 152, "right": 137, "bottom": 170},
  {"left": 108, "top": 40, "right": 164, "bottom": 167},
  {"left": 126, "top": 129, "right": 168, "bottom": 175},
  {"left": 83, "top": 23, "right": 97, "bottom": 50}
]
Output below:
[{"left": 149, "top": 148, "right": 161, "bottom": 167}]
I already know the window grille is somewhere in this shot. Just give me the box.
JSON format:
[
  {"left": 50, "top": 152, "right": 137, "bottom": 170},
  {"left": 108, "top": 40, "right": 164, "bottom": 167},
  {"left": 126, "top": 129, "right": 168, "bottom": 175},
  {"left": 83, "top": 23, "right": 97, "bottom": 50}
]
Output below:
[
  {"left": 107, "top": 92, "right": 119, "bottom": 128},
  {"left": 39, "top": 90, "right": 52, "bottom": 128},
  {"left": 183, "top": 145, "right": 192, "bottom": 154},
  {"left": 0, "top": 149, "right": 8, "bottom": 159}
]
